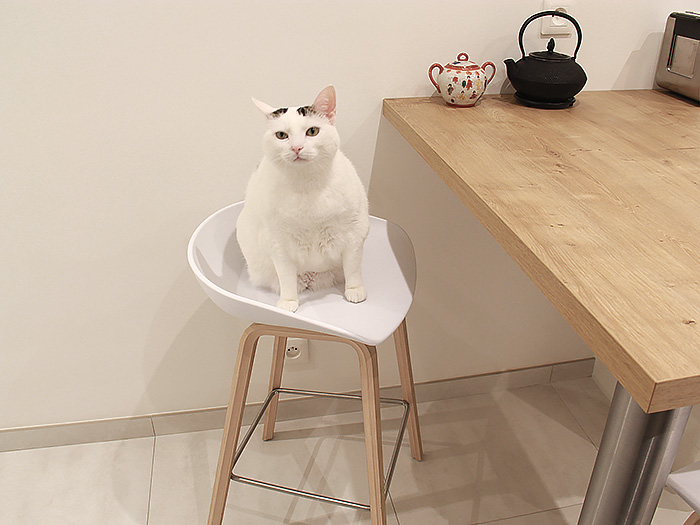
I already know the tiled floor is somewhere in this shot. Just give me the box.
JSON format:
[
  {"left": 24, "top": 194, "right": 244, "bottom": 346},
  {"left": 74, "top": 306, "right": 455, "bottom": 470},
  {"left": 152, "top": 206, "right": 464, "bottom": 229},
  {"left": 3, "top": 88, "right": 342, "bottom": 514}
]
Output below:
[{"left": 0, "top": 378, "right": 695, "bottom": 524}]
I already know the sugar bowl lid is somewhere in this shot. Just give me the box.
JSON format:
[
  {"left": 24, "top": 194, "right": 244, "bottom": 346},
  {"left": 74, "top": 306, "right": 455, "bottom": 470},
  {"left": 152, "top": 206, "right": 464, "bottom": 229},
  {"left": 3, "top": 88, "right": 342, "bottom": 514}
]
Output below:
[{"left": 445, "top": 53, "right": 482, "bottom": 71}]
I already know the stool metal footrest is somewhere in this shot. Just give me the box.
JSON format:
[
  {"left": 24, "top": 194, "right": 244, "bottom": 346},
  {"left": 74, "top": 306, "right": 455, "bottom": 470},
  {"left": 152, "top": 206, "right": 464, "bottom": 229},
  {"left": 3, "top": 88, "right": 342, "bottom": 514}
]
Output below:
[{"left": 230, "top": 387, "right": 410, "bottom": 512}]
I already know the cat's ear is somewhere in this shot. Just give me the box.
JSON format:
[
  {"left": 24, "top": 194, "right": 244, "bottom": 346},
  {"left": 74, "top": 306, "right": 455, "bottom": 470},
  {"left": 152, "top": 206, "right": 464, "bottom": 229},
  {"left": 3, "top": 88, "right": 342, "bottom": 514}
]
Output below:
[
  {"left": 312, "top": 86, "right": 337, "bottom": 125},
  {"left": 252, "top": 97, "right": 276, "bottom": 117}
]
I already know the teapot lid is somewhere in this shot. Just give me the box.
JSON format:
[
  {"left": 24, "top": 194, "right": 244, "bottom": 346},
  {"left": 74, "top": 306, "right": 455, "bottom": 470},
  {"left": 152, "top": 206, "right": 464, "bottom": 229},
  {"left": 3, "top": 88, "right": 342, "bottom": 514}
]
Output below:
[
  {"left": 529, "top": 38, "right": 571, "bottom": 62},
  {"left": 445, "top": 53, "right": 482, "bottom": 71}
]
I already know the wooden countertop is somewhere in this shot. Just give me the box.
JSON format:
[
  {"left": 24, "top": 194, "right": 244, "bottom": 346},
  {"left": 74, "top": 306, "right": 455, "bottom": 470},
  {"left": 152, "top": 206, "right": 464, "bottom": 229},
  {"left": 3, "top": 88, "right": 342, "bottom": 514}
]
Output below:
[{"left": 383, "top": 90, "right": 700, "bottom": 413}]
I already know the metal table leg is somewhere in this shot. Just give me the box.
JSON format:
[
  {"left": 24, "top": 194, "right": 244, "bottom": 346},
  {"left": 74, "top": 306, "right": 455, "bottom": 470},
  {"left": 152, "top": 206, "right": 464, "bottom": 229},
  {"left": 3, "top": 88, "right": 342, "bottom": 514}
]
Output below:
[{"left": 579, "top": 382, "right": 691, "bottom": 525}]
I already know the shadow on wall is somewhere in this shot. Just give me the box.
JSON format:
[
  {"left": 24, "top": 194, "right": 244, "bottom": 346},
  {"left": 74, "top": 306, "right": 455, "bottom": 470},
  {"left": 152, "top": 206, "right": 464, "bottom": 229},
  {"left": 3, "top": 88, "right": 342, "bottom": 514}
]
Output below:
[
  {"left": 614, "top": 32, "right": 664, "bottom": 90},
  {"left": 367, "top": 112, "right": 591, "bottom": 382},
  {"left": 138, "top": 269, "right": 251, "bottom": 415}
]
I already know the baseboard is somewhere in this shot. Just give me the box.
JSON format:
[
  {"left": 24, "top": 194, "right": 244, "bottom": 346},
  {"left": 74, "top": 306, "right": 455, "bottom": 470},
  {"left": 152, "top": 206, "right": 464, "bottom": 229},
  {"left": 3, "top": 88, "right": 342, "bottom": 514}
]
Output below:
[{"left": 0, "top": 357, "right": 594, "bottom": 453}]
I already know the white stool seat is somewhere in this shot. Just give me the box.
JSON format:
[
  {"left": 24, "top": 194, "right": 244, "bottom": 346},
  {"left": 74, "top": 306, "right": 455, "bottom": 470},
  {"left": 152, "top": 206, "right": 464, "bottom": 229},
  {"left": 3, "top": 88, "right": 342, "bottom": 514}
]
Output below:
[
  {"left": 668, "top": 461, "right": 700, "bottom": 511},
  {"left": 187, "top": 202, "right": 417, "bottom": 345}
]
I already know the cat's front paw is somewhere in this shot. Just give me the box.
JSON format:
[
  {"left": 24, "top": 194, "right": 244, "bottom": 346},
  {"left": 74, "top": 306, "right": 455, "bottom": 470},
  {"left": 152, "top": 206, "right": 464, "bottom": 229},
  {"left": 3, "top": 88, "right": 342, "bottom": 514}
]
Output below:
[
  {"left": 344, "top": 286, "right": 367, "bottom": 303},
  {"left": 276, "top": 298, "right": 299, "bottom": 312}
]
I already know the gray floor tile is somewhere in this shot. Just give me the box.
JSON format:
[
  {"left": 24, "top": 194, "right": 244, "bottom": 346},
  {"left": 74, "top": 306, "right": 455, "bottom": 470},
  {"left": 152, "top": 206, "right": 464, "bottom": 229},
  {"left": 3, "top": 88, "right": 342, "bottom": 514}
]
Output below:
[
  {"left": 148, "top": 408, "right": 405, "bottom": 524},
  {"left": 389, "top": 385, "right": 598, "bottom": 524},
  {"left": 478, "top": 504, "right": 582, "bottom": 524},
  {"left": 552, "top": 377, "right": 610, "bottom": 447},
  {"left": 0, "top": 438, "right": 153, "bottom": 525}
]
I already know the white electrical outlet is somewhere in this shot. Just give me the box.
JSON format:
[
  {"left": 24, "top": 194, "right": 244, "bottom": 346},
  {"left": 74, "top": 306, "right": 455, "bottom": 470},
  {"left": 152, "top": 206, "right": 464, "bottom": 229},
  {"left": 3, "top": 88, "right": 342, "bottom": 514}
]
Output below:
[
  {"left": 285, "top": 338, "right": 309, "bottom": 365},
  {"left": 541, "top": 1, "right": 575, "bottom": 37}
]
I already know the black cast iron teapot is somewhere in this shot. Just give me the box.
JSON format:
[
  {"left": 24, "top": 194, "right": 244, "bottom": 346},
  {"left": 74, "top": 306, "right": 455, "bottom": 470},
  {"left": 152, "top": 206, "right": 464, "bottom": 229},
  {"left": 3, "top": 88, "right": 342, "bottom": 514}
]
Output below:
[{"left": 505, "top": 10, "right": 587, "bottom": 108}]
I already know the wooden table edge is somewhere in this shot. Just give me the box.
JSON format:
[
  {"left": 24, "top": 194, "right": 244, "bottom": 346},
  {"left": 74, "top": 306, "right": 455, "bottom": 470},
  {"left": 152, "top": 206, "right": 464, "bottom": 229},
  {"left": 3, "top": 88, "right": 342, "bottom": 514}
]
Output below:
[{"left": 381, "top": 94, "right": 698, "bottom": 414}]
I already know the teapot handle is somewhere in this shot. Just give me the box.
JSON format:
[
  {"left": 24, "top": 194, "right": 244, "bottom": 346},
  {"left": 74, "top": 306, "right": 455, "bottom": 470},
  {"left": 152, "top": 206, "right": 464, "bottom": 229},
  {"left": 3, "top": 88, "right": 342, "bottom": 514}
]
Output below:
[
  {"left": 518, "top": 10, "right": 583, "bottom": 59},
  {"left": 481, "top": 62, "right": 496, "bottom": 85},
  {"left": 428, "top": 63, "right": 444, "bottom": 93}
]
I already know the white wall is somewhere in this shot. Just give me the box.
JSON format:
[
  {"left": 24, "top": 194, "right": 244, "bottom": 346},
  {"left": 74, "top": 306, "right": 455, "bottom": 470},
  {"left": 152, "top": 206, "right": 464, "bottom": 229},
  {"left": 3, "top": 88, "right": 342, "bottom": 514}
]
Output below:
[{"left": 1, "top": 0, "right": 687, "bottom": 429}]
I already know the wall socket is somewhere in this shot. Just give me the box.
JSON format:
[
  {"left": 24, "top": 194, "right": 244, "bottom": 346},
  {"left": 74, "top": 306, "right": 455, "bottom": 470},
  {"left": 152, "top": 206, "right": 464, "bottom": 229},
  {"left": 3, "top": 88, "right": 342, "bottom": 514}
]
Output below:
[
  {"left": 540, "top": 1, "right": 575, "bottom": 37},
  {"left": 285, "top": 338, "right": 309, "bottom": 365}
]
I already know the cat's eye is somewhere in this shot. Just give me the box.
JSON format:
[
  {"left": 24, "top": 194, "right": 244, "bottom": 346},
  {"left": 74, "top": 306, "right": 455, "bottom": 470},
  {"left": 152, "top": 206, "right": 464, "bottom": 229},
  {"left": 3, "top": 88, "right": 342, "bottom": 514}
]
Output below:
[
  {"left": 306, "top": 127, "right": 320, "bottom": 137},
  {"left": 275, "top": 131, "right": 288, "bottom": 140}
]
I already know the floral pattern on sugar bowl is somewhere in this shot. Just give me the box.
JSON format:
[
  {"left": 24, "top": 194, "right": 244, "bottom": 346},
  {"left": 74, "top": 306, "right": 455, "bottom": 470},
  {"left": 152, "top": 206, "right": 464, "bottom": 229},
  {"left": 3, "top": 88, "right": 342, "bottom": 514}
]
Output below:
[{"left": 429, "top": 53, "right": 496, "bottom": 107}]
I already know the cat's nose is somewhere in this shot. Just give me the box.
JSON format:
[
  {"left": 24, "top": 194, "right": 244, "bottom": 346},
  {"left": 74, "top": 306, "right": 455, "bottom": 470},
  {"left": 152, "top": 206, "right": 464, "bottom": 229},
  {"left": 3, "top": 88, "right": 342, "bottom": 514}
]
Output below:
[{"left": 291, "top": 145, "right": 304, "bottom": 155}]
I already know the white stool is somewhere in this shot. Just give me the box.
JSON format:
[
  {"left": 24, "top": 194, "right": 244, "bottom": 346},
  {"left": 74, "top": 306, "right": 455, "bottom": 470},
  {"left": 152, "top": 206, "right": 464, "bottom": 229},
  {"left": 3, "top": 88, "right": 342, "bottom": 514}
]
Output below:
[
  {"left": 188, "top": 202, "right": 423, "bottom": 525},
  {"left": 668, "top": 461, "right": 700, "bottom": 525}
]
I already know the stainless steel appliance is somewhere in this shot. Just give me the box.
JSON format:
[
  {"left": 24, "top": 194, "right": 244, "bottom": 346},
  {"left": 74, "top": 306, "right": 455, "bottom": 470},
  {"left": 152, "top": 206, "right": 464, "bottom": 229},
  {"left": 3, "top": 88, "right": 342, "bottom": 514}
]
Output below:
[{"left": 656, "top": 12, "right": 700, "bottom": 102}]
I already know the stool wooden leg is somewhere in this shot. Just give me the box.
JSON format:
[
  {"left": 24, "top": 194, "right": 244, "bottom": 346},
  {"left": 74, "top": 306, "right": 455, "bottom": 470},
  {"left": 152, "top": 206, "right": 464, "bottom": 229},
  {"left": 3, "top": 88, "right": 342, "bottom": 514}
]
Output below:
[
  {"left": 262, "top": 335, "right": 287, "bottom": 441},
  {"left": 393, "top": 319, "right": 423, "bottom": 461},
  {"left": 684, "top": 513, "right": 700, "bottom": 525},
  {"left": 354, "top": 342, "right": 387, "bottom": 525},
  {"left": 208, "top": 324, "right": 263, "bottom": 525}
]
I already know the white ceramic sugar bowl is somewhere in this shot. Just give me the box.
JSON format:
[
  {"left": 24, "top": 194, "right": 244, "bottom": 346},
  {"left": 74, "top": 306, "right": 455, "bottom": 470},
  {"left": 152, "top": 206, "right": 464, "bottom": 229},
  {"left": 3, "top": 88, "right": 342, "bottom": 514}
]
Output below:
[{"left": 428, "top": 53, "right": 496, "bottom": 107}]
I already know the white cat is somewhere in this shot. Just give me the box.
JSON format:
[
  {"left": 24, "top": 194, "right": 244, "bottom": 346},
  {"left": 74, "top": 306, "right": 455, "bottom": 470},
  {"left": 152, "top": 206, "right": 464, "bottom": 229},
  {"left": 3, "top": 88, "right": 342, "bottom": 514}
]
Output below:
[{"left": 236, "top": 86, "right": 369, "bottom": 312}]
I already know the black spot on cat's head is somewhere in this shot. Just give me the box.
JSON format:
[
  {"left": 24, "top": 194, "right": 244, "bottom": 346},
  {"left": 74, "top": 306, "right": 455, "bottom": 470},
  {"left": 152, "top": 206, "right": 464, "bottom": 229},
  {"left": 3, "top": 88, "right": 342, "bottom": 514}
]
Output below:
[
  {"left": 270, "top": 107, "right": 288, "bottom": 118},
  {"left": 297, "top": 105, "right": 316, "bottom": 117}
]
